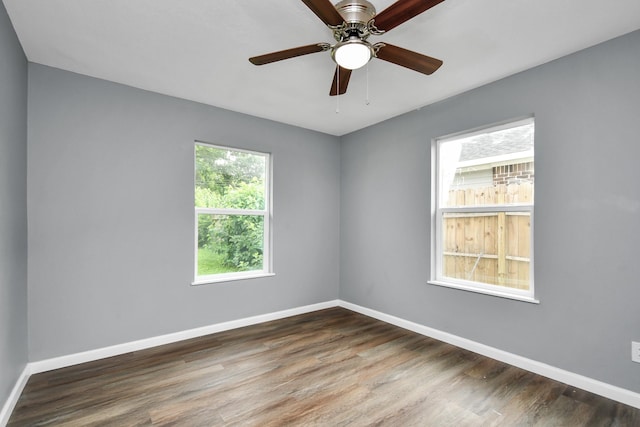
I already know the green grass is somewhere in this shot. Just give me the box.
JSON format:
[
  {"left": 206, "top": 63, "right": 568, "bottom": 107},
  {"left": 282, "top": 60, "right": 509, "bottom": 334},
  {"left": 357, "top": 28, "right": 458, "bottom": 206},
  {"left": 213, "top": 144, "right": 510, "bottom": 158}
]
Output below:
[{"left": 197, "top": 247, "right": 237, "bottom": 275}]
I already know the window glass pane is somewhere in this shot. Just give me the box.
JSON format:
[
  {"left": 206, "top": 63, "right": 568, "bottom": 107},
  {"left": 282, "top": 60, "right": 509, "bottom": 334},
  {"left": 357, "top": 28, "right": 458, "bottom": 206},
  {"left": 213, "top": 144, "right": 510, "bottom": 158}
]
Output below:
[
  {"left": 441, "top": 211, "right": 531, "bottom": 290},
  {"left": 197, "top": 213, "right": 264, "bottom": 275},
  {"left": 195, "top": 145, "right": 266, "bottom": 210},
  {"left": 440, "top": 122, "right": 534, "bottom": 207}
]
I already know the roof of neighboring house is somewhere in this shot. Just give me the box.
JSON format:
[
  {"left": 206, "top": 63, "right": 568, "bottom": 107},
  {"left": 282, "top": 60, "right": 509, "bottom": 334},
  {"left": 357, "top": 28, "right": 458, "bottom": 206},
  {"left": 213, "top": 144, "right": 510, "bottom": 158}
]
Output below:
[{"left": 459, "top": 123, "right": 534, "bottom": 162}]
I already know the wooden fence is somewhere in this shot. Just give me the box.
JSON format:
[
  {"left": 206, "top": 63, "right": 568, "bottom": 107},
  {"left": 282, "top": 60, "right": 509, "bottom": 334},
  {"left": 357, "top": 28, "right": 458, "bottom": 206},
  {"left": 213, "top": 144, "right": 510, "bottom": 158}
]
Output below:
[
  {"left": 445, "top": 182, "right": 533, "bottom": 207},
  {"left": 442, "top": 183, "right": 532, "bottom": 290}
]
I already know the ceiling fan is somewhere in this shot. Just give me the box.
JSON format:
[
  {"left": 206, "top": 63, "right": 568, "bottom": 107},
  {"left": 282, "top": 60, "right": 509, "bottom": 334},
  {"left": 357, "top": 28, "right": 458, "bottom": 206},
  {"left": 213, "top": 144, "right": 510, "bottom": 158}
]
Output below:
[{"left": 249, "top": 0, "right": 445, "bottom": 96}]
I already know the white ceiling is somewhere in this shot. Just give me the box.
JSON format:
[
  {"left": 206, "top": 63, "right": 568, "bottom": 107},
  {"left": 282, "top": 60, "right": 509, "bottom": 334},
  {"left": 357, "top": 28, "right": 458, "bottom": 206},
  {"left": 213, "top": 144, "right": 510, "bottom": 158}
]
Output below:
[{"left": 4, "top": 0, "right": 640, "bottom": 136}]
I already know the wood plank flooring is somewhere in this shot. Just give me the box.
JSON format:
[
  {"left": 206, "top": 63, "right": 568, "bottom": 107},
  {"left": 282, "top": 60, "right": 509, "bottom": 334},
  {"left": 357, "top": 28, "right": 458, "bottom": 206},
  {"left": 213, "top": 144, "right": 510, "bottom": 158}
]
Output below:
[{"left": 8, "top": 307, "right": 640, "bottom": 426}]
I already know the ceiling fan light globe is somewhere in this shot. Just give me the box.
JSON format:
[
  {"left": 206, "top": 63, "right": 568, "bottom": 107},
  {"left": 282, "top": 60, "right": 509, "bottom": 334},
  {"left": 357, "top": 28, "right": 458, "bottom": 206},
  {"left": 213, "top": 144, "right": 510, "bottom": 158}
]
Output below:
[{"left": 333, "top": 41, "right": 372, "bottom": 70}]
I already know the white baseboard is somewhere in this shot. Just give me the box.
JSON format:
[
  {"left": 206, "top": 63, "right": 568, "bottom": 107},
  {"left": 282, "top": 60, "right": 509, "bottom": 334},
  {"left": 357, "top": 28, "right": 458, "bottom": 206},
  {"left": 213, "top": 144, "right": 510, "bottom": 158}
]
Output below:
[
  {"left": 30, "top": 300, "right": 339, "bottom": 374},
  {"left": 5, "top": 297, "right": 638, "bottom": 425},
  {"left": 338, "top": 300, "right": 640, "bottom": 410},
  {"left": 0, "top": 365, "right": 31, "bottom": 427}
]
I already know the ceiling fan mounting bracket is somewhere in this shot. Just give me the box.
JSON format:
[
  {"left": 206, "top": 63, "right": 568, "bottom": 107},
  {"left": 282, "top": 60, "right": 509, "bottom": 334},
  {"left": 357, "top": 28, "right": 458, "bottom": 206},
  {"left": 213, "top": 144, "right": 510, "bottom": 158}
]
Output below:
[
  {"left": 371, "top": 42, "right": 386, "bottom": 57},
  {"left": 367, "top": 20, "right": 385, "bottom": 36}
]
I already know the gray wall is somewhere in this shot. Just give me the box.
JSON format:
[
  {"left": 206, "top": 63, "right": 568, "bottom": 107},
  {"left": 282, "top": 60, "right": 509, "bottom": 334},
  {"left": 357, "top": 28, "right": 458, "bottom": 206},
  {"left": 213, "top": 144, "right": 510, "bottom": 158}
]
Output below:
[
  {"left": 340, "top": 30, "right": 640, "bottom": 393},
  {"left": 16, "top": 17, "right": 640, "bottom": 400},
  {"left": 27, "top": 64, "right": 341, "bottom": 361},
  {"left": 0, "top": 0, "right": 28, "bottom": 409}
]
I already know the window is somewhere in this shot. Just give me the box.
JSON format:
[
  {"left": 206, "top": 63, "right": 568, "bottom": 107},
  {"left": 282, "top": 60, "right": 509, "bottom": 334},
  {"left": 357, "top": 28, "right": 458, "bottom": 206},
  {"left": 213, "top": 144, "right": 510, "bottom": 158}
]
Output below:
[
  {"left": 194, "top": 142, "right": 272, "bottom": 284},
  {"left": 430, "top": 118, "right": 536, "bottom": 302}
]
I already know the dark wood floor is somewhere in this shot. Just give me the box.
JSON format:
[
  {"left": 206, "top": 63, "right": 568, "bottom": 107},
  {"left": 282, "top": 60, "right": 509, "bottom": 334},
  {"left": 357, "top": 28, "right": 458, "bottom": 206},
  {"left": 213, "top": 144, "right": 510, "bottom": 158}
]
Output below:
[{"left": 8, "top": 308, "right": 640, "bottom": 426}]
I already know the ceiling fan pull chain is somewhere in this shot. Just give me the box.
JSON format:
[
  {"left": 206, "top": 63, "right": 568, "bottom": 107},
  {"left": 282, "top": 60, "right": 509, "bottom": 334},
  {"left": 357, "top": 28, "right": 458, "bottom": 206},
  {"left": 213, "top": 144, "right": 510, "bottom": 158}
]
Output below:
[
  {"left": 365, "top": 62, "right": 370, "bottom": 105},
  {"left": 336, "top": 70, "right": 340, "bottom": 114}
]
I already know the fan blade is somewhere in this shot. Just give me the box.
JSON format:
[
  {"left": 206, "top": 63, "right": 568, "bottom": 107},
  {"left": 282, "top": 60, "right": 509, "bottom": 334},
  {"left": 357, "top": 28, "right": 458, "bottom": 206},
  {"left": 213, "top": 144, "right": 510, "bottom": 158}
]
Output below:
[
  {"left": 330, "top": 66, "right": 352, "bottom": 96},
  {"left": 301, "top": 0, "right": 344, "bottom": 27},
  {"left": 375, "top": 43, "right": 442, "bottom": 75},
  {"left": 372, "top": 0, "right": 445, "bottom": 32},
  {"left": 249, "top": 43, "right": 329, "bottom": 65}
]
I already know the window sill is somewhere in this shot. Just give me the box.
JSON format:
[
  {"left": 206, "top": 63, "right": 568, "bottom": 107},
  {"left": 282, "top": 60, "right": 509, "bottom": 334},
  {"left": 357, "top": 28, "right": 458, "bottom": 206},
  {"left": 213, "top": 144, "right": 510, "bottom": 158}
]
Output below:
[
  {"left": 192, "top": 272, "right": 275, "bottom": 286},
  {"left": 427, "top": 280, "right": 540, "bottom": 304}
]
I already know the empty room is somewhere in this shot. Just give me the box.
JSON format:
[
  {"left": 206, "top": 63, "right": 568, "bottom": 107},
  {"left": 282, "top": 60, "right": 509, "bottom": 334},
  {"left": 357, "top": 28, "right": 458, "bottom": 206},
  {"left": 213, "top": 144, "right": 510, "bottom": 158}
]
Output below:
[{"left": 1, "top": 0, "right": 639, "bottom": 425}]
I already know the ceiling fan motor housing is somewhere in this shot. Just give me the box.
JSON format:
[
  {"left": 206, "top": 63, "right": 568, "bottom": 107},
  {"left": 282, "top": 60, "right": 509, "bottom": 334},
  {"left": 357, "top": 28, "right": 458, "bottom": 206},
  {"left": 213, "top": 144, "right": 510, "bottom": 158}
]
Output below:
[
  {"left": 335, "top": 0, "right": 376, "bottom": 25},
  {"left": 334, "top": 0, "right": 377, "bottom": 40}
]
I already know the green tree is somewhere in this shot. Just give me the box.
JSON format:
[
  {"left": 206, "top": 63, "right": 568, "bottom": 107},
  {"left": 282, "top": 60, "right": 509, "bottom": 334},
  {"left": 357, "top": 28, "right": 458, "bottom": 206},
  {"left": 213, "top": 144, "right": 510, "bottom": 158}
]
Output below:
[
  {"left": 213, "top": 180, "right": 265, "bottom": 270},
  {"left": 195, "top": 145, "right": 265, "bottom": 202},
  {"left": 195, "top": 144, "right": 266, "bottom": 272}
]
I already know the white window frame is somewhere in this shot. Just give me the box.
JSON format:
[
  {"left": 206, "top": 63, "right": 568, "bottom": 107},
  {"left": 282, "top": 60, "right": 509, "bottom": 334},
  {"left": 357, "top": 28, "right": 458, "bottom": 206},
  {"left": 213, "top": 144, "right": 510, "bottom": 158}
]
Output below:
[
  {"left": 192, "top": 142, "right": 273, "bottom": 285},
  {"left": 429, "top": 117, "right": 537, "bottom": 303}
]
